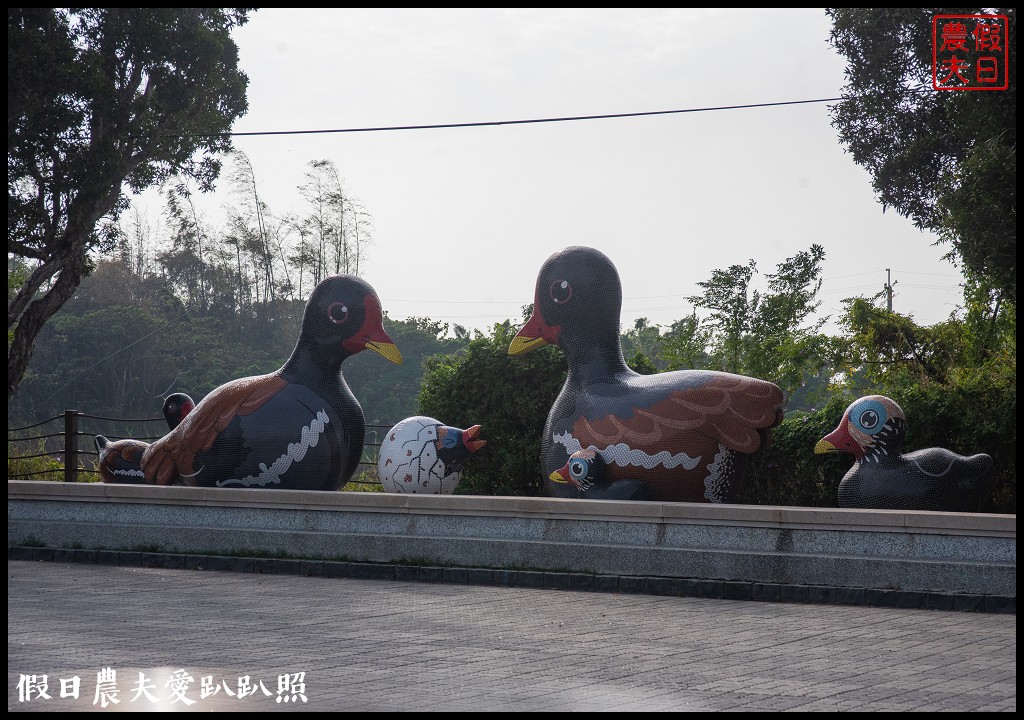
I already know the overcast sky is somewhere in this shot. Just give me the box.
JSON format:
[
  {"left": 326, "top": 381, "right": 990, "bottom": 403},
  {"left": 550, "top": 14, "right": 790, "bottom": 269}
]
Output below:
[{"left": 136, "top": 8, "right": 965, "bottom": 337}]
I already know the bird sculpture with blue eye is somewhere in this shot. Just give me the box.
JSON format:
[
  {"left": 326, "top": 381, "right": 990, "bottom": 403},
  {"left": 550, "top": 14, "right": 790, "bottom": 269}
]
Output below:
[
  {"left": 95, "top": 393, "right": 195, "bottom": 484},
  {"left": 508, "top": 245, "right": 786, "bottom": 503},
  {"left": 377, "top": 416, "right": 487, "bottom": 494},
  {"left": 814, "top": 395, "right": 994, "bottom": 512},
  {"left": 140, "top": 274, "right": 402, "bottom": 490},
  {"left": 549, "top": 449, "right": 647, "bottom": 500}
]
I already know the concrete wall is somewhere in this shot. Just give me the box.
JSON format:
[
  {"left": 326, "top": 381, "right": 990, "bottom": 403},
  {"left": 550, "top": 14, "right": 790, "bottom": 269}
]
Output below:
[{"left": 7, "top": 481, "right": 1016, "bottom": 598}]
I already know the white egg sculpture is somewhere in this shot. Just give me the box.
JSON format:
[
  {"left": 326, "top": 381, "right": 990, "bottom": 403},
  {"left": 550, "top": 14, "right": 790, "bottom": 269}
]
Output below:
[{"left": 377, "top": 416, "right": 486, "bottom": 494}]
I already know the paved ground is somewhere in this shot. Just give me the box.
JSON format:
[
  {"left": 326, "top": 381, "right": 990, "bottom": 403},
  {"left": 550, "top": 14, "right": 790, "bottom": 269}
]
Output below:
[{"left": 8, "top": 560, "right": 1016, "bottom": 712}]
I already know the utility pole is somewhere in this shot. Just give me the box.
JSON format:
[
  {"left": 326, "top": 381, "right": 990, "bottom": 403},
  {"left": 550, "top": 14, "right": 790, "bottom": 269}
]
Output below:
[{"left": 885, "top": 268, "right": 893, "bottom": 312}]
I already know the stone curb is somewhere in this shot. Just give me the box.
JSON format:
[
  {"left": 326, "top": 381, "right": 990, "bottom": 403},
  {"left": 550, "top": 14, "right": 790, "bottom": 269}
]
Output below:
[{"left": 8, "top": 545, "right": 1015, "bottom": 615}]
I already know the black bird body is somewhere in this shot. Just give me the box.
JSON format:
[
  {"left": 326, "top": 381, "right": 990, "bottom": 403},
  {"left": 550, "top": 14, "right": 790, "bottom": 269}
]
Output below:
[
  {"left": 509, "top": 246, "right": 785, "bottom": 503},
  {"left": 141, "top": 275, "right": 402, "bottom": 490},
  {"left": 815, "top": 395, "right": 994, "bottom": 511}
]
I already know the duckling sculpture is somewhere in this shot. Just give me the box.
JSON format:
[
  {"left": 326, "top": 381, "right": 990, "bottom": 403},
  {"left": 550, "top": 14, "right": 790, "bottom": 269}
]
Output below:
[
  {"left": 549, "top": 448, "right": 648, "bottom": 500},
  {"left": 814, "top": 395, "right": 994, "bottom": 511},
  {"left": 95, "top": 393, "right": 195, "bottom": 484}
]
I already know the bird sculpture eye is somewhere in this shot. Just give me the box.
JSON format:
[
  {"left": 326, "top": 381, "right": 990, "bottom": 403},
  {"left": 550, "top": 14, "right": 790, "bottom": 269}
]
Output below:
[
  {"left": 327, "top": 302, "right": 349, "bottom": 325},
  {"left": 851, "top": 399, "right": 887, "bottom": 434},
  {"left": 549, "top": 279, "right": 573, "bottom": 304},
  {"left": 569, "top": 457, "right": 589, "bottom": 480}
]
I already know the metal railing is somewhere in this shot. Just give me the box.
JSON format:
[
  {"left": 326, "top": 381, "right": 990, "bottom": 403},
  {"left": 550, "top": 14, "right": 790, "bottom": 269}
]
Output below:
[{"left": 7, "top": 410, "right": 391, "bottom": 489}]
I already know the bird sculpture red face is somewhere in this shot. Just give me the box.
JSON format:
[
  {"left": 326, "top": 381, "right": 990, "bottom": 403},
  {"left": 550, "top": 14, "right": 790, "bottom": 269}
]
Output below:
[
  {"left": 162, "top": 393, "right": 195, "bottom": 430},
  {"left": 508, "top": 288, "right": 562, "bottom": 354},
  {"left": 340, "top": 292, "right": 402, "bottom": 364},
  {"left": 509, "top": 245, "right": 623, "bottom": 359},
  {"left": 814, "top": 395, "right": 905, "bottom": 462}
]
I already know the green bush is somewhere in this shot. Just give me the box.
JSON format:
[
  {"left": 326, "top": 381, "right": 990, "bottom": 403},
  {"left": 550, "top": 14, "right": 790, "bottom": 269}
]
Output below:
[
  {"left": 739, "top": 394, "right": 853, "bottom": 508},
  {"left": 7, "top": 440, "right": 87, "bottom": 482},
  {"left": 419, "top": 323, "right": 566, "bottom": 497},
  {"left": 342, "top": 466, "right": 385, "bottom": 492}
]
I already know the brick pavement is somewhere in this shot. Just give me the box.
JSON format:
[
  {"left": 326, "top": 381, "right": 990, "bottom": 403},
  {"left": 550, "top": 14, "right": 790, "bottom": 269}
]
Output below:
[{"left": 7, "top": 560, "right": 1016, "bottom": 712}]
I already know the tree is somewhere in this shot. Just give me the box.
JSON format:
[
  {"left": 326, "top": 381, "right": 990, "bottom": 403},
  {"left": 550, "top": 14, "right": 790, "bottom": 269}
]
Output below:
[
  {"left": 226, "top": 150, "right": 277, "bottom": 313},
  {"left": 625, "top": 350, "right": 658, "bottom": 375},
  {"left": 837, "top": 297, "right": 953, "bottom": 387},
  {"left": 620, "top": 317, "right": 666, "bottom": 370},
  {"left": 293, "top": 158, "right": 374, "bottom": 290},
  {"left": 745, "top": 244, "right": 832, "bottom": 394},
  {"left": 8, "top": 8, "right": 253, "bottom": 399},
  {"left": 686, "top": 246, "right": 835, "bottom": 402},
  {"left": 159, "top": 191, "right": 215, "bottom": 315},
  {"left": 9, "top": 257, "right": 193, "bottom": 423},
  {"left": 687, "top": 260, "right": 757, "bottom": 374},
  {"left": 826, "top": 7, "right": 1016, "bottom": 303},
  {"left": 660, "top": 313, "right": 711, "bottom": 371},
  {"left": 295, "top": 159, "right": 344, "bottom": 287}
]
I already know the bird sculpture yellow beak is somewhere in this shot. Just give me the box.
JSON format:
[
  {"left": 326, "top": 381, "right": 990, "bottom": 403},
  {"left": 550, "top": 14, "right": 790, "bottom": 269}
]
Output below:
[
  {"left": 814, "top": 439, "right": 836, "bottom": 454},
  {"left": 365, "top": 340, "right": 403, "bottom": 365},
  {"left": 509, "top": 306, "right": 558, "bottom": 355}
]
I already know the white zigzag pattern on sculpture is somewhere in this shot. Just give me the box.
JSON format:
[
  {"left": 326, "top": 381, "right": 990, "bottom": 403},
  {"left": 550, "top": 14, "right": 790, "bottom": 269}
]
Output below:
[
  {"left": 554, "top": 431, "right": 701, "bottom": 471},
  {"left": 217, "top": 411, "right": 330, "bottom": 488}
]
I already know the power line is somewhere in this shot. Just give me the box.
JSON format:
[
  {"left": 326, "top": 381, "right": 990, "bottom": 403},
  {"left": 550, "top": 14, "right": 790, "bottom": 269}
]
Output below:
[
  {"left": 899, "top": 283, "right": 962, "bottom": 290},
  {"left": 820, "top": 271, "right": 883, "bottom": 281},
  {"left": 167, "top": 97, "right": 843, "bottom": 138},
  {"left": 42, "top": 307, "right": 193, "bottom": 404},
  {"left": 384, "top": 279, "right": 962, "bottom": 305},
  {"left": 890, "top": 269, "right": 961, "bottom": 277}
]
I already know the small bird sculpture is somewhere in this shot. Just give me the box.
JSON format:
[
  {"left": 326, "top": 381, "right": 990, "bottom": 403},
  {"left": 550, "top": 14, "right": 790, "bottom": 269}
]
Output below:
[
  {"left": 141, "top": 274, "right": 402, "bottom": 490},
  {"left": 95, "top": 393, "right": 196, "bottom": 484},
  {"left": 162, "top": 392, "right": 195, "bottom": 431},
  {"left": 548, "top": 448, "right": 647, "bottom": 500},
  {"left": 508, "top": 245, "right": 785, "bottom": 503},
  {"left": 814, "top": 394, "right": 994, "bottom": 511},
  {"left": 377, "top": 416, "right": 487, "bottom": 494},
  {"left": 95, "top": 435, "right": 150, "bottom": 484}
]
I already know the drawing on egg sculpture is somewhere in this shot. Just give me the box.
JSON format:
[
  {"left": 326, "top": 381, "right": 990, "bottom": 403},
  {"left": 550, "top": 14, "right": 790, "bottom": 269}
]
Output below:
[{"left": 378, "top": 416, "right": 486, "bottom": 494}]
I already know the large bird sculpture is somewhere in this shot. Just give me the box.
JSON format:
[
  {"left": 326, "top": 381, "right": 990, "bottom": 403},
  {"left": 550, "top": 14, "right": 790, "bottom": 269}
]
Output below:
[
  {"left": 95, "top": 393, "right": 195, "bottom": 484},
  {"left": 140, "top": 274, "right": 402, "bottom": 490},
  {"left": 508, "top": 245, "right": 785, "bottom": 503},
  {"left": 814, "top": 394, "right": 994, "bottom": 511}
]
